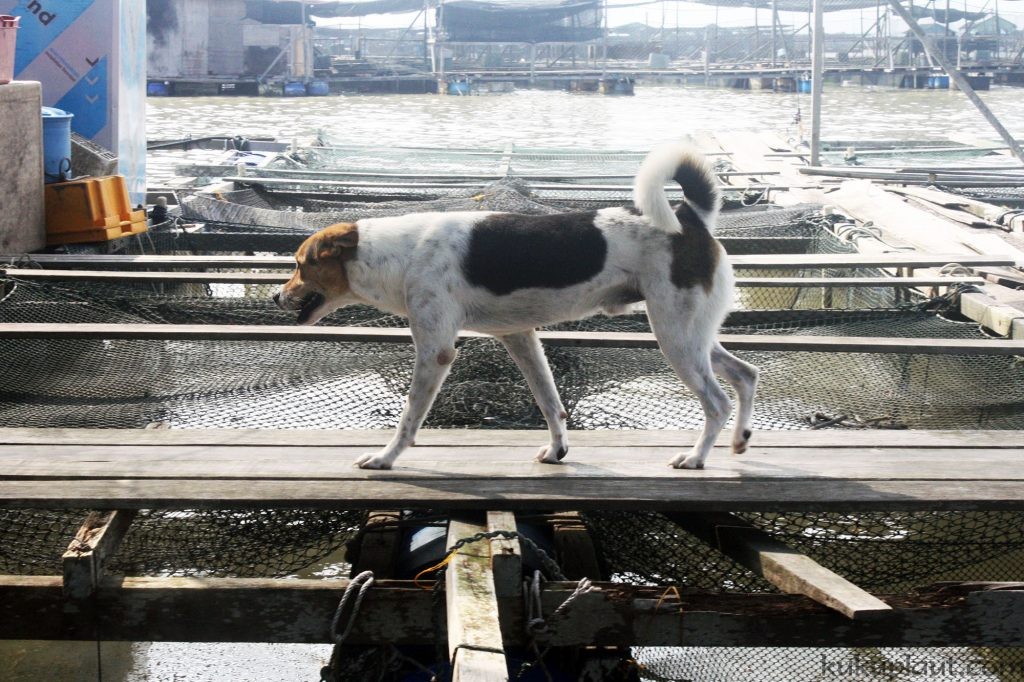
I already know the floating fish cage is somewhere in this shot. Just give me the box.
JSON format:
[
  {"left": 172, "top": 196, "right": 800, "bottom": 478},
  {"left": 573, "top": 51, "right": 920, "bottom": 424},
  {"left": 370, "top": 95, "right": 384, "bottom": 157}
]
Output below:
[{"left": 4, "top": 146, "right": 1024, "bottom": 680}]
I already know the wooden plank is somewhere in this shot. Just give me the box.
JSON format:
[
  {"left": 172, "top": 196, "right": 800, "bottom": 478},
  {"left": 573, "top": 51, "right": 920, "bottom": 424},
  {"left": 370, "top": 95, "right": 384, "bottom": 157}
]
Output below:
[
  {"left": 0, "top": 269, "right": 291, "bottom": 284},
  {"left": 4, "top": 477, "right": 1024, "bottom": 512},
  {"left": 2, "top": 576, "right": 1024, "bottom": 647},
  {"left": 6, "top": 252, "right": 1017, "bottom": 269},
  {"left": 61, "top": 509, "right": 136, "bottom": 600},
  {"left": 4, "top": 444, "right": 1023, "bottom": 480},
  {"left": 0, "top": 427, "right": 1015, "bottom": 449},
  {"left": 1, "top": 268, "right": 985, "bottom": 288},
  {"left": 486, "top": 512, "right": 521, "bottom": 599},
  {"left": 666, "top": 511, "right": 891, "bottom": 619},
  {"left": 1, "top": 323, "right": 1023, "bottom": 355},
  {"left": 446, "top": 519, "right": 508, "bottom": 682}
]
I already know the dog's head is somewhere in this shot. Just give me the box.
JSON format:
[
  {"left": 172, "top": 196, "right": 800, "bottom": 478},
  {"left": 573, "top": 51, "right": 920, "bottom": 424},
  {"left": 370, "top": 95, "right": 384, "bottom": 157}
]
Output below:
[{"left": 274, "top": 222, "right": 359, "bottom": 325}]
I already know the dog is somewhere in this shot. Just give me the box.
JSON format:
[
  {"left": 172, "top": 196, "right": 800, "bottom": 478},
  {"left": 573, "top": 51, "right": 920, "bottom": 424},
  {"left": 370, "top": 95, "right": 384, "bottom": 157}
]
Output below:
[{"left": 273, "top": 143, "right": 758, "bottom": 470}]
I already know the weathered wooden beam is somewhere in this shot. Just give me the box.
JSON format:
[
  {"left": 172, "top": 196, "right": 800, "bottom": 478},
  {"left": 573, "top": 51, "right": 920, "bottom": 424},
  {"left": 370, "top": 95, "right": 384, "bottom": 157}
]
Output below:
[
  {"left": 5, "top": 252, "right": 1016, "bottom": 269},
  {"left": 1, "top": 323, "right": 1023, "bottom": 355},
  {"left": 486, "top": 511, "right": 522, "bottom": 599},
  {"left": 446, "top": 519, "right": 509, "bottom": 681},
  {"left": 665, "top": 511, "right": 891, "bottom": 619},
  {"left": 1, "top": 577, "right": 1023, "bottom": 647},
  {"left": 61, "top": 510, "right": 136, "bottom": 600},
  {"left": 1, "top": 268, "right": 986, "bottom": 289}
]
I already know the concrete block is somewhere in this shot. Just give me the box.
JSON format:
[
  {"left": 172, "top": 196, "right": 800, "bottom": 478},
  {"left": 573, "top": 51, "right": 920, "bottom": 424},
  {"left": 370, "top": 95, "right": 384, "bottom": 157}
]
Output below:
[{"left": 0, "top": 80, "right": 44, "bottom": 253}]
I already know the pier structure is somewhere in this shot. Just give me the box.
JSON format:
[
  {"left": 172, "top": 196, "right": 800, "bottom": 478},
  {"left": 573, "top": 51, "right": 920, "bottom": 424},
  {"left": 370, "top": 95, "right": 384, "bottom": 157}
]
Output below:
[
  {"left": 143, "top": 0, "right": 1024, "bottom": 95},
  {"left": 5, "top": 130, "right": 1024, "bottom": 675}
]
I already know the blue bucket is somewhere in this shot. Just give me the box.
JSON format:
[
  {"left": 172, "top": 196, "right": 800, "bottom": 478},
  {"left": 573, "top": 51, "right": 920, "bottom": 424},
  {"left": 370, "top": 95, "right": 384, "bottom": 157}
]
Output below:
[
  {"left": 41, "top": 106, "right": 73, "bottom": 184},
  {"left": 797, "top": 79, "right": 812, "bottom": 93}
]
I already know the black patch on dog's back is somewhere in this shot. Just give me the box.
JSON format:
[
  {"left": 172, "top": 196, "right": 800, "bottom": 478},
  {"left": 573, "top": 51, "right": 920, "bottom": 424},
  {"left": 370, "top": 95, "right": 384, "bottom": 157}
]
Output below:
[
  {"left": 463, "top": 213, "right": 607, "bottom": 295},
  {"left": 669, "top": 204, "right": 719, "bottom": 292}
]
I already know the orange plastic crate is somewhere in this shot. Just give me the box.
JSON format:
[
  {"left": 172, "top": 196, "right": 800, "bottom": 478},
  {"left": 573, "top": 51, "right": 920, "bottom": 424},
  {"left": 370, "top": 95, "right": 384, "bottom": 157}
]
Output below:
[{"left": 45, "top": 175, "right": 137, "bottom": 235}]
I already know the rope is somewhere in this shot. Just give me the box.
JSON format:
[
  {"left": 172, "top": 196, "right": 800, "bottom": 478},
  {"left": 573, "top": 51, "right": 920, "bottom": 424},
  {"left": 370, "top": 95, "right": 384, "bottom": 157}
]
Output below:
[{"left": 321, "top": 570, "right": 377, "bottom": 682}]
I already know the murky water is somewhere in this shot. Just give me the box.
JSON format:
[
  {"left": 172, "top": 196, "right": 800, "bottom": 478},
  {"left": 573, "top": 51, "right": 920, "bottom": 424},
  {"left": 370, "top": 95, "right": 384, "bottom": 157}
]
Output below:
[
  {"left": 146, "top": 84, "right": 1024, "bottom": 149},
  {"left": 10, "top": 83, "right": 1024, "bottom": 681}
]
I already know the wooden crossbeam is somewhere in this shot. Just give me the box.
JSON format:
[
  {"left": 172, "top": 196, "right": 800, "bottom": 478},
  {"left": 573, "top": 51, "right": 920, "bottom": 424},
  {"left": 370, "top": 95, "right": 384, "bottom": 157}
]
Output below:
[
  {"left": 446, "top": 519, "right": 509, "bottom": 681},
  {"left": 666, "top": 511, "right": 891, "bottom": 619},
  {"left": 1, "top": 577, "right": 1022, "bottom": 647},
  {"left": 4, "top": 252, "right": 1016, "bottom": 269},
  {"left": 0, "top": 323, "right": 1021, "bottom": 356},
  {"left": 61, "top": 510, "right": 136, "bottom": 600},
  {"left": 0, "top": 268, "right": 986, "bottom": 289}
]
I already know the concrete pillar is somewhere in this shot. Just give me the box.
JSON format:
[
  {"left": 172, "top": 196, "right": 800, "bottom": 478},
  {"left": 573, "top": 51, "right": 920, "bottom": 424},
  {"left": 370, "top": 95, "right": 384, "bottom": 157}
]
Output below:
[{"left": 0, "top": 80, "right": 44, "bottom": 253}]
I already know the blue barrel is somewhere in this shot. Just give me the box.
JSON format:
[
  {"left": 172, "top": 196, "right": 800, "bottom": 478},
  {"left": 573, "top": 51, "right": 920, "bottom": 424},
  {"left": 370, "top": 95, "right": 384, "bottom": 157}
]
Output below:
[
  {"left": 41, "top": 106, "right": 74, "bottom": 184},
  {"left": 147, "top": 81, "right": 170, "bottom": 96},
  {"left": 307, "top": 80, "right": 330, "bottom": 96},
  {"left": 447, "top": 79, "right": 471, "bottom": 96},
  {"left": 283, "top": 81, "right": 307, "bottom": 97},
  {"left": 797, "top": 78, "right": 812, "bottom": 93}
]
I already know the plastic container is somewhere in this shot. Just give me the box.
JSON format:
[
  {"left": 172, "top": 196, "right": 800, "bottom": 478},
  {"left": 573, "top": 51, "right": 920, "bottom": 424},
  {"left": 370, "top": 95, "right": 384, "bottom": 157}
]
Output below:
[
  {"left": 307, "top": 80, "right": 330, "bottom": 96},
  {"left": 45, "top": 175, "right": 148, "bottom": 244},
  {"left": 797, "top": 78, "right": 812, "bottom": 93},
  {"left": 147, "top": 81, "right": 170, "bottom": 96},
  {"left": 283, "top": 81, "right": 306, "bottom": 97},
  {"left": 41, "top": 106, "right": 74, "bottom": 183},
  {"left": 0, "top": 15, "right": 18, "bottom": 85}
]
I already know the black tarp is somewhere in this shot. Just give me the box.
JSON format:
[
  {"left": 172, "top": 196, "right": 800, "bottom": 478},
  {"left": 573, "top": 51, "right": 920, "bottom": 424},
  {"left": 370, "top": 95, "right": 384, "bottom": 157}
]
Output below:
[
  {"left": 440, "top": 0, "right": 603, "bottom": 43},
  {"left": 911, "top": 5, "right": 988, "bottom": 23}
]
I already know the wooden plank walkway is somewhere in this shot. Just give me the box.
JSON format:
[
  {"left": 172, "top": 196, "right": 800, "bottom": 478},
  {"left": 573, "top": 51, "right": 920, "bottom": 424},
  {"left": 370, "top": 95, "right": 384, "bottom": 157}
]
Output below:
[{"left": 2, "top": 429, "right": 1023, "bottom": 511}]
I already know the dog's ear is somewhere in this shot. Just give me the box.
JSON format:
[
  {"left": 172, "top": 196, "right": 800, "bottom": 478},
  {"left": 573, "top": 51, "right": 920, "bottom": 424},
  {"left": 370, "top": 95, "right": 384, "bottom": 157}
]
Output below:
[{"left": 314, "top": 223, "right": 359, "bottom": 261}]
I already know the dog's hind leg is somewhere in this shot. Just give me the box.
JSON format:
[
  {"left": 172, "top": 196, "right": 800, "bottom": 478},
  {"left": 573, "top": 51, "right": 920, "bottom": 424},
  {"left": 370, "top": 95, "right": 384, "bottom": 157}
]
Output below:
[
  {"left": 711, "top": 342, "right": 758, "bottom": 454},
  {"left": 499, "top": 330, "right": 569, "bottom": 463},
  {"left": 355, "top": 323, "right": 460, "bottom": 470},
  {"left": 646, "top": 300, "right": 731, "bottom": 469}
]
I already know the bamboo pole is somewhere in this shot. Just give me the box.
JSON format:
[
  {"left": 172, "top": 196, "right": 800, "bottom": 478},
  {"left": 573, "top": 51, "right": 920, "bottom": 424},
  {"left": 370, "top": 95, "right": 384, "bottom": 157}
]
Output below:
[{"left": 810, "top": 0, "right": 825, "bottom": 166}]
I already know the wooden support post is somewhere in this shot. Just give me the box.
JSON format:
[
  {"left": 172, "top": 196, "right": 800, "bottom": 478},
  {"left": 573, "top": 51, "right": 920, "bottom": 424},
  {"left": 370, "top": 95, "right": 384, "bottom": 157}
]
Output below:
[
  {"left": 550, "top": 512, "right": 603, "bottom": 580},
  {"left": 486, "top": 511, "right": 521, "bottom": 599},
  {"left": 62, "top": 510, "right": 136, "bottom": 599},
  {"left": 351, "top": 510, "right": 402, "bottom": 577},
  {"left": 446, "top": 519, "right": 508, "bottom": 681},
  {"left": 810, "top": 0, "right": 824, "bottom": 165},
  {"left": 665, "top": 511, "right": 891, "bottom": 619}
]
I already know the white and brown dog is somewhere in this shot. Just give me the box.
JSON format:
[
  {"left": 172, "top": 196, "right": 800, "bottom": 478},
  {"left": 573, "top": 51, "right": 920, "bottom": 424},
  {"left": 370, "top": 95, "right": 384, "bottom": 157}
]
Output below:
[{"left": 274, "top": 143, "right": 758, "bottom": 470}]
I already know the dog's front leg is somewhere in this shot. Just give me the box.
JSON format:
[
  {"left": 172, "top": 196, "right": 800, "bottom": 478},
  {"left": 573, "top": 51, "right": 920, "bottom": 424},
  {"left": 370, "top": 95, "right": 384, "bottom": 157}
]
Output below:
[
  {"left": 354, "top": 332, "right": 459, "bottom": 470},
  {"left": 499, "top": 330, "right": 569, "bottom": 463}
]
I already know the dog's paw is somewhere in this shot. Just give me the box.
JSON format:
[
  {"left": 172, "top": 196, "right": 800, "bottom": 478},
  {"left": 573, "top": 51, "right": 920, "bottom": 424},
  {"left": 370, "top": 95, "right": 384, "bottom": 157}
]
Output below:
[
  {"left": 535, "top": 444, "right": 567, "bottom": 464},
  {"left": 354, "top": 452, "right": 394, "bottom": 470},
  {"left": 669, "top": 452, "right": 705, "bottom": 470},
  {"left": 732, "top": 428, "right": 752, "bottom": 455}
]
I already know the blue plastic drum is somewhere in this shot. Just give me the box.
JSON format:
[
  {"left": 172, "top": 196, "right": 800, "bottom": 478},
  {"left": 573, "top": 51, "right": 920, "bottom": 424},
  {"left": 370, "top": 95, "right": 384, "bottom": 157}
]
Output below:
[{"left": 41, "top": 106, "right": 74, "bottom": 184}]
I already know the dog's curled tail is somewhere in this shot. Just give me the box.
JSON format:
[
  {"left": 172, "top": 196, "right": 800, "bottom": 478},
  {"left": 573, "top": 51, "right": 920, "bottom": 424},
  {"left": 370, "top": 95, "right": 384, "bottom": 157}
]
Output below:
[{"left": 633, "top": 143, "right": 720, "bottom": 234}]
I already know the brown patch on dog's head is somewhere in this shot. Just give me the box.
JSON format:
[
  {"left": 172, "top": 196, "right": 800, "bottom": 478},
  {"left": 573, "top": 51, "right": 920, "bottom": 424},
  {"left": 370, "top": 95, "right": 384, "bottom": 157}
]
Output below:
[{"left": 275, "top": 223, "right": 359, "bottom": 325}]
